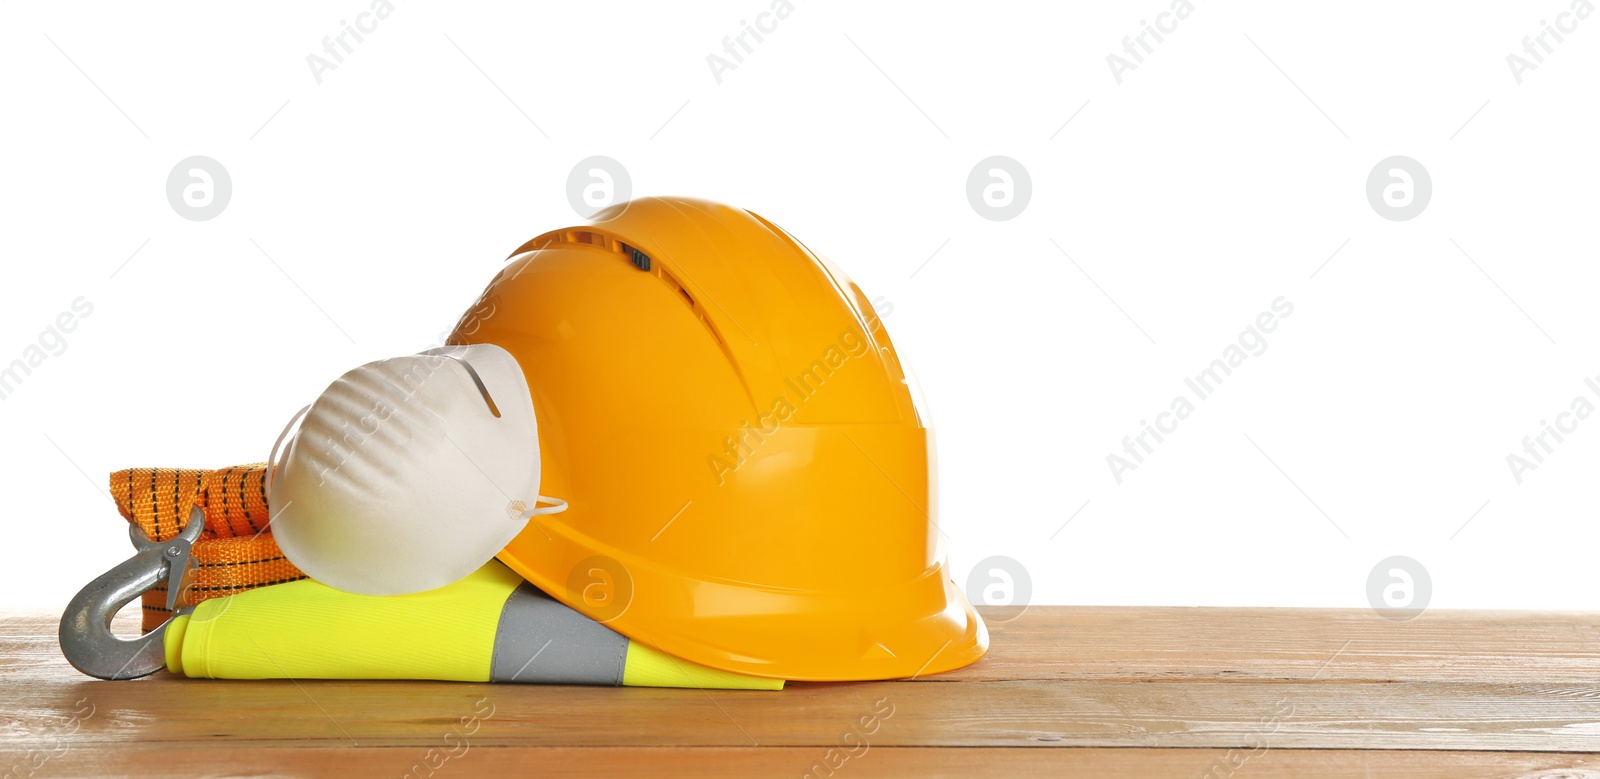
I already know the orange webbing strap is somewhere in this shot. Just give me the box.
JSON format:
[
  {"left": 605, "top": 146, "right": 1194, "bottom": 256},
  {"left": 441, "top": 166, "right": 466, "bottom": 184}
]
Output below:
[{"left": 110, "top": 465, "right": 307, "bottom": 633}]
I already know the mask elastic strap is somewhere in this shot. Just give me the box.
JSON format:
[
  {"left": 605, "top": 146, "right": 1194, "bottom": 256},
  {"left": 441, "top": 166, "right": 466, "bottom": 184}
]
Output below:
[
  {"left": 266, "top": 404, "right": 312, "bottom": 494},
  {"left": 524, "top": 496, "right": 568, "bottom": 518}
]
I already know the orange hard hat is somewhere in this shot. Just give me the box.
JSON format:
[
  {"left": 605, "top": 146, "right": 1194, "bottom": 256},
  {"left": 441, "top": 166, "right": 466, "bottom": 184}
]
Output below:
[{"left": 449, "top": 197, "right": 987, "bottom": 681}]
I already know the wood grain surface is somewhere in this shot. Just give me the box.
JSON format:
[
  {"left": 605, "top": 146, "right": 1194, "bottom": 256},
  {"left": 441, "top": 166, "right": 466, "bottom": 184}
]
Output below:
[{"left": 4, "top": 606, "right": 1598, "bottom": 777}]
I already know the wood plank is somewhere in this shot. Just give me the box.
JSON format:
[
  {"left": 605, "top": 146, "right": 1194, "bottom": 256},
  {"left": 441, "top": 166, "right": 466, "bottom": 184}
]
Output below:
[
  {"left": 975, "top": 606, "right": 1600, "bottom": 684},
  {"left": 7, "top": 746, "right": 1600, "bottom": 779},
  {"left": 7, "top": 606, "right": 1600, "bottom": 775},
  {"left": 6, "top": 674, "right": 1598, "bottom": 752},
  {"left": 14, "top": 606, "right": 1600, "bottom": 685}
]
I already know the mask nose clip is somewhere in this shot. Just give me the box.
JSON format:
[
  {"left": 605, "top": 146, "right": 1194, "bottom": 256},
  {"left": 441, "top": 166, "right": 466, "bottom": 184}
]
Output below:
[
  {"left": 58, "top": 507, "right": 205, "bottom": 680},
  {"left": 438, "top": 353, "right": 501, "bottom": 418}
]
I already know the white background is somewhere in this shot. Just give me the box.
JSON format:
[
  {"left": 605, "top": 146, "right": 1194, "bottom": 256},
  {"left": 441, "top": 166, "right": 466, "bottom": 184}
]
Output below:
[{"left": 2, "top": 1, "right": 1596, "bottom": 613}]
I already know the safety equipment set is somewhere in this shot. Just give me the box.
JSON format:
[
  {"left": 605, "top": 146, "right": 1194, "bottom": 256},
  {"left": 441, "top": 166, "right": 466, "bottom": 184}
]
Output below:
[{"left": 59, "top": 197, "right": 988, "bottom": 688}]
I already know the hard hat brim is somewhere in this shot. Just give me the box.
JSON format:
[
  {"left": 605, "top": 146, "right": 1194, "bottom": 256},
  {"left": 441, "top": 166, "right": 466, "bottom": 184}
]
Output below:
[{"left": 496, "top": 538, "right": 988, "bottom": 682}]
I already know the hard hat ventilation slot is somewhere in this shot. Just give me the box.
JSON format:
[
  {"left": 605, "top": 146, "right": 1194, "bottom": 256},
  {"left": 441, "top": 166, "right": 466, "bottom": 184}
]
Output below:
[
  {"left": 530, "top": 227, "right": 727, "bottom": 349},
  {"left": 617, "top": 242, "right": 652, "bottom": 272},
  {"left": 651, "top": 268, "right": 720, "bottom": 347},
  {"left": 652, "top": 268, "right": 691, "bottom": 304},
  {"left": 700, "top": 314, "right": 724, "bottom": 346}
]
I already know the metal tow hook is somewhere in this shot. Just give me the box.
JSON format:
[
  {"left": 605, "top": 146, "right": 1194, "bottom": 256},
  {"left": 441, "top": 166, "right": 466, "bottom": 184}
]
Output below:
[{"left": 58, "top": 507, "right": 205, "bottom": 680}]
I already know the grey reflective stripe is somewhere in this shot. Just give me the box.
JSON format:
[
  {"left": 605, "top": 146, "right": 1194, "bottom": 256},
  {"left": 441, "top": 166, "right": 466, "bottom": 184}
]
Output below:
[{"left": 491, "top": 583, "right": 629, "bottom": 685}]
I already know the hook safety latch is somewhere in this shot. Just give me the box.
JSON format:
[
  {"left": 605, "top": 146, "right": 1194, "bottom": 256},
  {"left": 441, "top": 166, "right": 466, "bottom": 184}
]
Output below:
[{"left": 58, "top": 507, "right": 205, "bottom": 680}]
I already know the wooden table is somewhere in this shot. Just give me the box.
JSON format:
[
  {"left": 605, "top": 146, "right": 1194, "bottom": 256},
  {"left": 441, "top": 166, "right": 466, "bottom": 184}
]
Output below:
[{"left": 5, "top": 606, "right": 1599, "bottom": 777}]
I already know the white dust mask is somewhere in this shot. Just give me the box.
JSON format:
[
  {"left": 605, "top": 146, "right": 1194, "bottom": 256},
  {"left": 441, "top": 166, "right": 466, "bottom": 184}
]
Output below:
[{"left": 266, "top": 343, "right": 565, "bottom": 596}]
